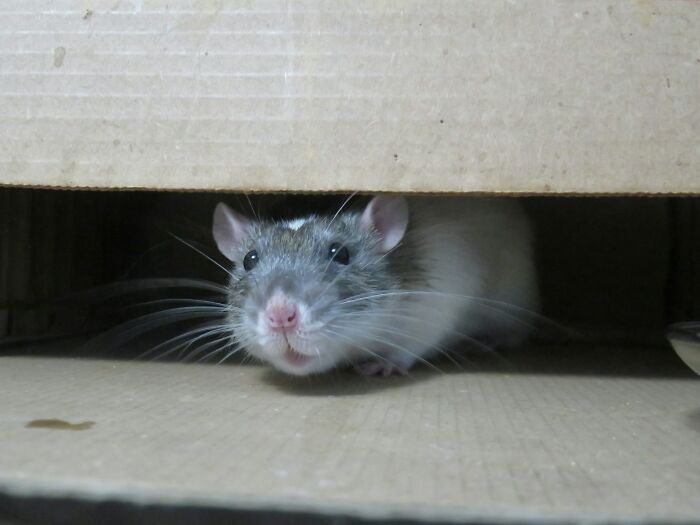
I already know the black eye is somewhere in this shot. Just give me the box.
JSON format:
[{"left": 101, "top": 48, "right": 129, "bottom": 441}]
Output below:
[
  {"left": 243, "top": 250, "right": 258, "bottom": 271},
  {"left": 328, "top": 243, "right": 349, "bottom": 265}
]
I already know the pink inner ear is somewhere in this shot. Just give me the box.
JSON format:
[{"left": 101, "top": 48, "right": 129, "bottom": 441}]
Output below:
[
  {"left": 361, "top": 196, "right": 409, "bottom": 252},
  {"left": 212, "top": 203, "right": 251, "bottom": 262}
]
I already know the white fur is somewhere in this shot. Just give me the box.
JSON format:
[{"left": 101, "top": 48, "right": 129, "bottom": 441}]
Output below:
[
  {"left": 286, "top": 218, "right": 308, "bottom": 230},
  {"left": 347, "top": 197, "right": 539, "bottom": 371}
]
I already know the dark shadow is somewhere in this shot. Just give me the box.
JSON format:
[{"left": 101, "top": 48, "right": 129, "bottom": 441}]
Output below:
[
  {"left": 476, "top": 341, "right": 698, "bottom": 379},
  {"left": 0, "top": 489, "right": 528, "bottom": 525},
  {"left": 258, "top": 366, "right": 438, "bottom": 397},
  {"left": 258, "top": 341, "right": 700, "bottom": 397},
  {"left": 3, "top": 339, "right": 698, "bottom": 382}
]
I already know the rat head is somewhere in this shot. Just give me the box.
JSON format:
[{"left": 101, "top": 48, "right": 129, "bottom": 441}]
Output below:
[{"left": 212, "top": 196, "right": 409, "bottom": 375}]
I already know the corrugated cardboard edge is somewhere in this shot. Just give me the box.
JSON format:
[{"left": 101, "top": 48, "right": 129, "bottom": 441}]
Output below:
[{"left": 1, "top": 181, "right": 699, "bottom": 197}]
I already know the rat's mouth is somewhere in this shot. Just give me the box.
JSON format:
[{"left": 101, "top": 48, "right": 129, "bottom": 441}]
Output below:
[{"left": 283, "top": 345, "right": 313, "bottom": 366}]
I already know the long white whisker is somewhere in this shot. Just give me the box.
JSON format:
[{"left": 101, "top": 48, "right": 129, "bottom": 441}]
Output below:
[
  {"left": 174, "top": 327, "right": 233, "bottom": 361},
  {"left": 312, "top": 265, "right": 352, "bottom": 309},
  {"left": 328, "top": 310, "right": 496, "bottom": 353},
  {"left": 85, "top": 307, "right": 227, "bottom": 350},
  {"left": 170, "top": 233, "right": 234, "bottom": 278},
  {"left": 242, "top": 194, "right": 256, "bottom": 220},
  {"left": 183, "top": 332, "right": 236, "bottom": 362},
  {"left": 322, "top": 328, "right": 393, "bottom": 369},
  {"left": 126, "top": 298, "right": 231, "bottom": 309},
  {"left": 336, "top": 289, "right": 572, "bottom": 335},
  {"left": 54, "top": 278, "right": 229, "bottom": 307},
  {"left": 217, "top": 345, "right": 248, "bottom": 365},
  {"left": 138, "top": 324, "right": 231, "bottom": 360},
  {"left": 324, "top": 191, "right": 358, "bottom": 233},
  {"left": 326, "top": 326, "right": 444, "bottom": 374},
  {"left": 195, "top": 337, "right": 242, "bottom": 363},
  {"left": 359, "top": 242, "right": 401, "bottom": 270},
  {"left": 328, "top": 318, "right": 464, "bottom": 369}
]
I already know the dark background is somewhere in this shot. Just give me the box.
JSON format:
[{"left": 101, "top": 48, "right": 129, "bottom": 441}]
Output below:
[{"left": 0, "top": 188, "right": 698, "bottom": 349}]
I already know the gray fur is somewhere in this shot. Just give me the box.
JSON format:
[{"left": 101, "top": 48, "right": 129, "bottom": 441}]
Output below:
[{"left": 227, "top": 213, "right": 403, "bottom": 326}]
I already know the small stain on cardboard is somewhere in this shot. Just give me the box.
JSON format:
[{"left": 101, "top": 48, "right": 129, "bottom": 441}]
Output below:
[
  {"left": 53, "top": 47, "right": 66, "bottom": 67},
  {"left": 26, "top": 419, "right": 95, "bottom": 431}
]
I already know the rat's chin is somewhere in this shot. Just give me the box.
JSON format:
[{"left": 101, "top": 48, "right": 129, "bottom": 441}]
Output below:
[{"left": 267, "top": 345, "right": 336, "bottom": 376}]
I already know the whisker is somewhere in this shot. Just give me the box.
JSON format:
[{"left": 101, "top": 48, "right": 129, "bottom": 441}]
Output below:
[
  {"left": 359, "top": 242, "right": 401, "bottom": 270},
  {"left": 195, "top": 338, "right": 238, "bottom": 363},
  {"left": 326, "top": 326, "right": 444, "bottom": 374},
  {"left": 121, "top": 239, "right": 173, "bottom": 279},
  {"left": 313, "top": 264, "right": 351, "bottom": 307},
  {"left": 324, "top": 191, "right": 358, "bottom": 233},
  {"left": 336, "top": 289, "right": 574, "bottom": 337},
  {"left": 333, "top": 310, "right": 518, "bottom": 371},
  {"left": 53, "top": 278, "right": 228, "bottom": 307},
  {"left": 170, "top": 233, "right": 234, "bottom": 278},
  {"left": 243, "top": 193, "right": 261, "bottom": 222},
  {"left": 328, "top": 309, "right": 496, "bottom": 353},
  {"left": 217, "top": 345, "right": 248, "bottom": 365},
  {"left": 126, "top": 297, "right": 231, "bottom": 310},
  {"left": 138, "top": 323, "right": 230, "bottom": 360},
  {"left": 328, "top": 318, "right": 464, "bottom": 370},
  {"left": 321, "top": 328, "right": 394, "bottom": 369},
  {"left": 333, "top": 308, "right": 484, "bottom": 369},
  {"left": 173, "top": 327, "right": 234, "bottom": 361},
  {"left": 181, "top": 332, "right": 236, "bottom": 362},
  {"left": 84, "top": 307, "right": 226, "bottom": 351}
]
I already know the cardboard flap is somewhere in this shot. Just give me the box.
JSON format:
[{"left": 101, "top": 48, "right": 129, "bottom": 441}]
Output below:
[{"left": 0, "top": 2, "right": 698, "bottom": 193}]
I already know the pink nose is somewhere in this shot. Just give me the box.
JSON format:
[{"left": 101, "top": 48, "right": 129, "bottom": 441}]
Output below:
[{"left": 266, "top": 301, "right": 298, "bottom": 331}]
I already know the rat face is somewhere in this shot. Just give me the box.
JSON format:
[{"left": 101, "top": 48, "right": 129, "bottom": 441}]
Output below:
[{"left": 212, "top": 196, "right": 409, "bottom": 375}]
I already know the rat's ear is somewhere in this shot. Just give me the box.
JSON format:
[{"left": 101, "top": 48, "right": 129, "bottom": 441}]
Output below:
[
  {"left": 212, "top": 202, "right": 252, "bottom": 261},
  {"left": 360, "top": 195, "right": 409, "bottom": 252}
]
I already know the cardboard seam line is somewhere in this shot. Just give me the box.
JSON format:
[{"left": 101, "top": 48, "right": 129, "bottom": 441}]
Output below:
[{"left": 0, "top": 181, "right": 699, "bottom": 198}]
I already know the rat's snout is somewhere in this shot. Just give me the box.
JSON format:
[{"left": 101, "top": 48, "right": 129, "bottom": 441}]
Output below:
[{"left": 265, "top": 290, "right": 298, "bottom": 332}]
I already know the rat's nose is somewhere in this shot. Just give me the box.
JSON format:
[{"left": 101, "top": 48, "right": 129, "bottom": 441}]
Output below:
[
  {"left": 266, "top": 304, "right": 297, "bottom": 331},
  {"left": 265, "top": 292, "right": 298, "bottom": 332}
]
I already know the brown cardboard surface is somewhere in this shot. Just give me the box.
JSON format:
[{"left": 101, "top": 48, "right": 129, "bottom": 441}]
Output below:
[
  {"left": 0, "top": 353, "right": 699, "bottom": 522},
  {"left": 0, "top": 1, "right": 698, "bottom": 194}
]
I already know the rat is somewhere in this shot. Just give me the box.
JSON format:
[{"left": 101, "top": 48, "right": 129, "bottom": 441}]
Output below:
[{"left": 212, "top": 195, "right": 539, "bottom": 376}]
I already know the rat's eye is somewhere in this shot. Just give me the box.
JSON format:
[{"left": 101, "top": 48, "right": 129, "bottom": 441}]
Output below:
[
  {"left": 243, "top": 250, "right": 259, "bottom": 271},
  {"left": 328, "top": 243, "right": 349, "bottom": 265}
]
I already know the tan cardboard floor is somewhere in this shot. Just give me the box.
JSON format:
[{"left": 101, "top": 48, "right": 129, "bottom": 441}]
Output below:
[{"left": 0, "top": 352, "right": 699, "bottom": 523}]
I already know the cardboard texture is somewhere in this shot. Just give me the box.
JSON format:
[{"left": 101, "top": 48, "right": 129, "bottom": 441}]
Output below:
[
  {"left": 0, "top": 1, "right": 698, "bottom": 194},
  {"left": 0, "top": 354, "right": 699, "bottom": 523},
  {"left": 1, "top": 2, "right": 699, "bottom": 521},
  {"left": 0, "top": 189, "right": 144, "bottom": 338}
]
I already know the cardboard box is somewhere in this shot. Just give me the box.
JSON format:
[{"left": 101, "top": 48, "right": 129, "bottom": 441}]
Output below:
[
  {"left": 1, "top": 350, "right": 699, "bottom": 524},
  {"left": 1, "top": 2, "right": 699, "bottom": 524},
  {"left": 0, "top": 1, "right": 698, "bottom": 194}
]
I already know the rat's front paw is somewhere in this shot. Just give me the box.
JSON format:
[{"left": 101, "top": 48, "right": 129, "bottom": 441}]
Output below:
[{"left": 353, "top": 360, "right": 408, "bottom": 377}]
